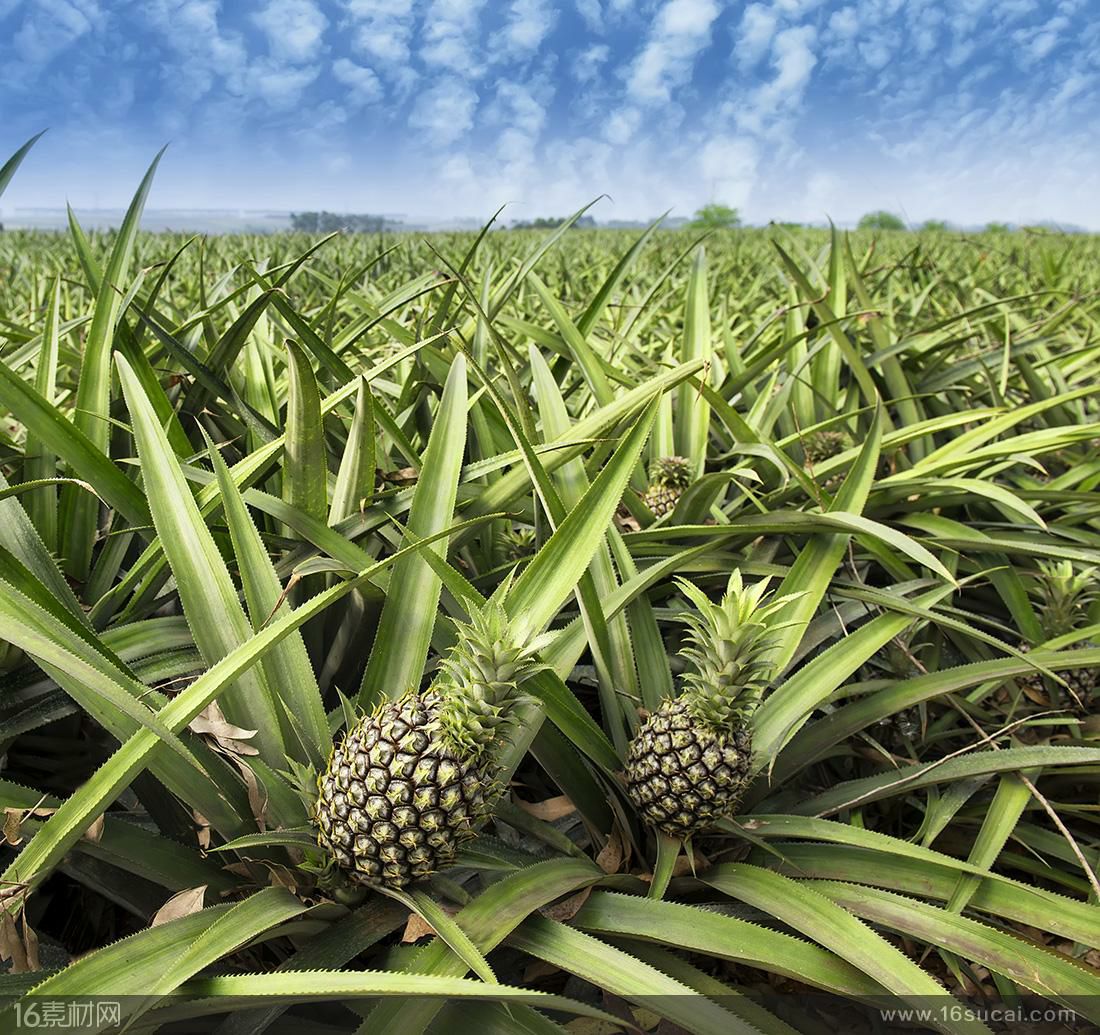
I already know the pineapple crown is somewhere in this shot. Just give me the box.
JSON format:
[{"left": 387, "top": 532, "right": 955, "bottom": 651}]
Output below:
[
  {"left": 674, "top": 571, "right": 790, "bottom": 730},
  {"left": 434, "top": 598, "right": 546, "bottom": 758},
  {"left": 1031, "top": 561, "right": 1099, "bottom": 640},
  {"left": 649, "top": 455, "right": 693, "bottom": 490}
]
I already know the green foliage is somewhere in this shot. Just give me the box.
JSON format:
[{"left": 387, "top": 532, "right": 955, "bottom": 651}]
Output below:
[
  {"left": 688, "top": 202, "right": 741, "bottom": 229},
  {"left": 858, "top": 210, "right": 906, "bottom": 231},
  {"left": 922, "top": 219, "right": 949, "bottom": 232},
  {"left": 0, "top": 136, "right": 1098, "bottom": 1030}
]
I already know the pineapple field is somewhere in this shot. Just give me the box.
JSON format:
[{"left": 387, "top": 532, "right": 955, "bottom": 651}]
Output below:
[{"left": 2, "top": 136, "right": 1100, "bottom": 1033}]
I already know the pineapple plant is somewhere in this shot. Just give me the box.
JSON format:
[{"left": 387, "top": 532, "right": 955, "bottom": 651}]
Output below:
[
  {"left": 1019, "top": 561, "right": 1099, "bottom": 705},
  {"left": 315, "top": 601, "right": 543, "bottom": 887},
  {"left": 625, "top": 572, "right": 788, "bottom": 840},
  {"left": 642, "top": 455, "right": 693, "bottom": 517}
]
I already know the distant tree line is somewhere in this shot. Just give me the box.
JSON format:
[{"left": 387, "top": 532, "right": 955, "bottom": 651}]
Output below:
[
  {"left": 510, "top": 215, "right": 597, "bottom": 229},
  {"left": 290, "top": 211, "right": 398, "bottom": 233}
]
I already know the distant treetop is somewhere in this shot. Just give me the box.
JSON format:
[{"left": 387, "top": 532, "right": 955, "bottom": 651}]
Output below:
[
  {"left": 921, "top": 219, "right": 949, "bottom": 232},
  {"left": 687, "top": 203, "right": 741, "bottom": 230},
  {"left": 858, "top": 211, "right": 906, "bottom": 231}
]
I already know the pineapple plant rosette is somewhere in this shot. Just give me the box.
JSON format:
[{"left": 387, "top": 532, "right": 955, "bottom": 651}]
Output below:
[
  {"left": 315, "top": 601, "right": 545, "bottom": 887},
  {"left": 625, "top": 572, "right": 791, "bottom": 840}
]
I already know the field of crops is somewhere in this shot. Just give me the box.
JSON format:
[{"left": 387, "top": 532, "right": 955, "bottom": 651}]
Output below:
[{"left": 2, "top": 138, "right": 1100, "bottom": 1032}]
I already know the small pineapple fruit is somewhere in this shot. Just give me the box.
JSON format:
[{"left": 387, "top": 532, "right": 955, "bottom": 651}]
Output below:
[
  {"left": 315, "top": 602, "right": 543, "bottom": 888},
  {"left": 1019, "top": 561, "right": 1099, "bottom": 704},
  {"left": 801, "top": 428, "right": 852, "bottom": 466},
  {"left": 625, "top": 572, "right": 787, "bottom": 840},
  {"left": 642, "top": 456, "right": 694, "bottom": 517}
]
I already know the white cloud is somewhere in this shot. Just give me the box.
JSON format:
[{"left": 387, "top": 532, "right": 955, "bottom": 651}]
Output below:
[
  {"left": 409, "top": 76, "right": 479, "bottom": 142},
  {"left": 253, "top": 0, "right": 327, "bottom": 63},
  {"left": 736, "top": 24, "right": 817, "bottom": 135},
  {"left": 332, "top": 58, "right": 383, "bottom": 106},
  {"left": 344, "top": 0, "right": 417, "bottom": 65},
  {"left": 490, "top": 0, "right": 556, "bottom": 60},
  {"left": 1013, "top": 14, "right": 1069, "bottom": 64},
  {"left": 627, "top": 0, "right": 720, "bottom": 104},
  {"left": 573, "top": 43, "right": 609, "bottom": 84},
  {"left": 236, "top": 59, "right": 320, "bottom": 108},
  {"left": 421, "top": 0, "right": 488, "bottom": 75},
  {"left": 575, "top": 0, "right": 603, "bottom": 32},
  {"left": 10, "top": 0, "right": 102, "bottom": 68},
  {"left": 736, "top": 3, "right": 779, "bottom": 68},
  {"left": 827, "top": 6, "right": 859, "bottom": 39},
  {"left": 139, "top": 0, "right": 247, "bottom": 102},
  {"left": 698, "top": 135, "right": 759, "bottom": 208},
  {"left": 604, "top": 106, "right": 641, "bottom": 145}
]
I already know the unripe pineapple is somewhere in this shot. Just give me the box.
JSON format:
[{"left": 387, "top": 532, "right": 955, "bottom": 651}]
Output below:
[
  {"left": 315, "top": 602, "right": 542, "bottom": 888},
  {"left": 801, "top": 428, "right": 852, "bottom": 466},
  {"left": 625, "top": 572, "right": 787, "bottom": 840},
  {"left": 642, "top": 456, "right": 693, "bottom": 517},
  {"left": 1019, "top": 561, "right": 1099, "bottom": 704}
]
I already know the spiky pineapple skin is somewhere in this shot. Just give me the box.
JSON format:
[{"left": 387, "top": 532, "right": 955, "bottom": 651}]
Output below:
[
  {"left": 1016, "top": 642, "right": 1097, "bottom": 704},
  {"left": 642, "top": 484, "right": 682, "bottom": 517},
  {"left": 802, "top": 429, "right": 851, "bottom": 465},
  {"left": 643, "top": 455, "right": 693, "bottom": 517},
  {"left": 625, "top": 698, "right": 753, "bottom": 839},
  {"left": 315, "top": 692, "right": 490, "bottom": 888}
]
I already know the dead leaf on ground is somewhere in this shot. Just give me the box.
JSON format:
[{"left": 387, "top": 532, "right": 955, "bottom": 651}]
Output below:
[
  {"left": 402, "top": 912, "right": 436, "bottom": 943},
  {"left": 152, "top": 885, "right": 207, "bottom": 927},
  {"left": 514, "top": 794, "right": 576, "bottom": 822},
  {"left": 539, "top": 885, "right": 592, "bottom": 922},
  {"left": 596, "top": 830, "right": 624, "bottom": 874},
  {"left": 83, "top": 814, "right": 105, "bottom": 843}
]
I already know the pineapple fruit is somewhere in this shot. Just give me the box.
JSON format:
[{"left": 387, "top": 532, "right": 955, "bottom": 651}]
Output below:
[
  {"left": 642, "top": 456, "right": 693, "bottom": 517},
  {"left": 625, "top": 572, "right": 786, "bottom": 840},
  {"left": 1019, "top": 561, "right": 1098, "bottom": 704},
  {"left": 315, "top": 602, "right": 542, "bottom": 888},
  {"left": 801, "top": 428, "right": 852, "bottom": 466}
]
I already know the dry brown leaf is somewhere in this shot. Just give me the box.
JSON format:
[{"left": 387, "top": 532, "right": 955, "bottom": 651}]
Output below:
[
  {"left": 402, "top": 913, "right": 436, "bottom": 943},
  {"left": 83, "top": 814, "right": 105, "bottom": 843},
  {"left": 379, "top": 466, "right": 418, "bottom": 485},
  {"left": 192, "top": 809, "right": 211, "bottom": 850},
  {"left": 596, "top": 831, "right": 623, "bottom": 875},
  {"left": 21, "top": 912, "right": 39, "bottom": 972},
  {"left": 0, "top": 912, "right": 28, "bottom": 973},
  {"left": 3, "top": 806, "right": 57, "bottom": 847},
  {"left": 152, "top": 885, "right": 207, "bottom": 927},
  {"left": 190, "top": 701, "right": 259, "bottom": 756},
  {"left": 515, "top": 794, "right": 576, "bottom": 822},
  {"left": 230, "top": 756, "right": 269, "bottom": 832},
  {"left": 2, "top": 809, "right": 23, "bottom": 847},
  {"left": 539, "top": 885, "right": 592, "bottom": 922}
]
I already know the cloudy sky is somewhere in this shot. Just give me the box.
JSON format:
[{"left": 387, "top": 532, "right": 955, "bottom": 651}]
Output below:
[{"left": 1, "top": 0, "right": 1097, "bottom": 226}]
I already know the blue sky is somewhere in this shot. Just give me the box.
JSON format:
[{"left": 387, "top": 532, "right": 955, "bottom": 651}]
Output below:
[{"left": 1, "top": 0, "right": 1098, "bottom": 226}]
